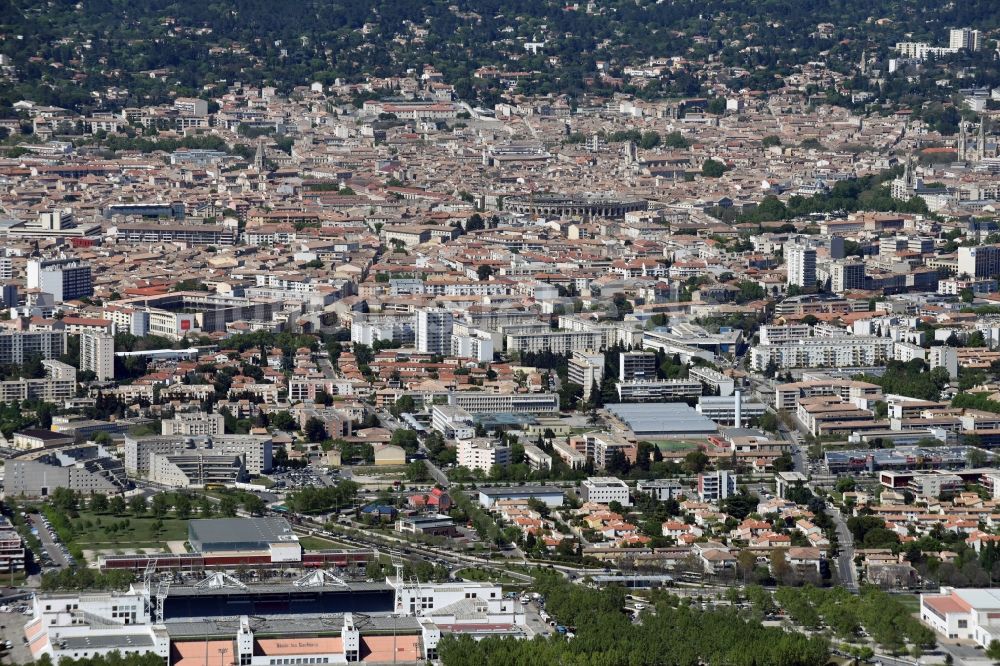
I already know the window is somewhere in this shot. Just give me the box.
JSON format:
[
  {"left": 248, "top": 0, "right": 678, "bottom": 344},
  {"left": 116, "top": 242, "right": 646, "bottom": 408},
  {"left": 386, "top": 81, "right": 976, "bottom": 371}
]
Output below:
[{"left": 958, "top": 620, "right": 968, "bottom": 628}]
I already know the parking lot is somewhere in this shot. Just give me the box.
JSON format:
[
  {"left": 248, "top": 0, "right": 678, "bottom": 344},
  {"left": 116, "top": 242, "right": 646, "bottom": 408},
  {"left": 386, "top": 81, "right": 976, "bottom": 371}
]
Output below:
[
  {"left": 0, "top": 609, "right": 35, "bottom": 665},
  {"left": 27, "top": 514, "right": 73, "bottom": 569}
]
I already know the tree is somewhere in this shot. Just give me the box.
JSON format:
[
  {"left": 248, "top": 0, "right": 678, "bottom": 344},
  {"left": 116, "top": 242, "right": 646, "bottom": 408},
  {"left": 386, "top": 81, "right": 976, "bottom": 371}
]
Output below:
[
  {"left": 128, "top": 495, "right": 147, "bottom": 516},
  {"left": 683, "top": 449, "right": 709, "bottom": 473},
  {"left": 243, "top": 494, "right": 267, "bottom": 516},
  {"left": 761, "top": 135, "right": 781, "bottom": 148},
  {"left": 986, "top": 639, "right": 1000, "bottom": 664},
  {"left": 173, "top": 494, "right": 192, "bottom": 519},
  {"left": 89, "top": 493, "right": 109, "bottom": 514},
  {"left": 150, "top": 493, "right": 171, "bottom": 518},
  {"left": 304, "top": 417, "right": 327, "bottom": 442},
  {"left": 477, "top": 265, "right": 494, "bottom": 281},
  {"left": 702, "top": 159, "right": 727, "bottom": 178},
  {"left": 466, "top": 213, "right": 485, "bottom": 231},
  {"left": 109, "top": 496, "right": 126, "bottom": 516},
  {"left": 219, "top": 495, "right": 239, "bottom": 517},
  {"left": 771, "top": 548, "right": 792, "bottom": 584}
]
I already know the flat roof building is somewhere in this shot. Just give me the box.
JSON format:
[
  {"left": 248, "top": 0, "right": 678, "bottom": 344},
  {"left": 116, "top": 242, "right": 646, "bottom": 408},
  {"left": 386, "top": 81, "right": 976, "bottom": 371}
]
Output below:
[
  {"left": 188, "top": 517, "right": 301, "bottom": 563},
  {"left": 606, "top": 402, "right": 718, "bottom": 437}
]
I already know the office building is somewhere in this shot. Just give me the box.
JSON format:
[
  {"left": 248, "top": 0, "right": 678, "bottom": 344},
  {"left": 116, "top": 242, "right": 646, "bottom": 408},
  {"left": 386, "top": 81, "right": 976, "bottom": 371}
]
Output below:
[
  {"left": 27, "top": 257, "right": 93, "bottom": 302},
  {"left": 830, "top": 260, "right": 866, "bottom": 293},
  {"left": 457, "top": 438, "right": 511, "bottom": 473},
  {"left": 5, "top": 444, "right": 130, "bottom": 498},
  {"left": 958, "top": 245, "right": 1000, "bottom": 279},
  {"left": 124, "top": 434, "right": 272, "bottom": 476},
  {"left": 416, "top": 308, "right": 453, "bottom": 355},
  {"left": 697, "top": 470, "right": 735, "bottom": 502},
  {"left": 636, "top": 479, "right": 684, "bottom": 501},
  {"left": 80, "top": 332, "right": 115, "bottom": 381},
  {"left": 580, "top": 477, "right": 631, "bottom": 506},
  {"left": 430, "top": 404, "right": 475, "bottom": 440},
  {"left": 450, "top": 391, "right": 559, "bottom": 414},
  {"left": 161, "top": 412, "right": 225, "bottom": 436},
  {"left": 949, "top": 28, "right": 982, "bottom": 51},
  {"left": 148, "top": 451, "right": 246, "bottom": 488},
  {"left": 477, "top": 486, "right": 565, "bottom": 509},
  {"left": 786, "top": 244, "right": 817, "bottom": 288},
  {"left": 697, "top": 394, "right": 766, "bottom": 426},
  {"left": 0, "top": 283, "right": 16, "bottom": 309},
  {"left": 619, "top": 351, "right": 657, "bottom": 381}
]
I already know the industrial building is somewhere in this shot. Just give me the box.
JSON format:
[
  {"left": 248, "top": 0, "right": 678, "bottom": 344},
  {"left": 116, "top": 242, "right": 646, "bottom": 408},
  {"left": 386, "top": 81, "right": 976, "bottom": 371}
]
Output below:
[
  {"left": 188, "top": 518, "right": 302, "bottom": 562},
  {"left": 605, "top": 402, "right": 718, "bottom": 438}
]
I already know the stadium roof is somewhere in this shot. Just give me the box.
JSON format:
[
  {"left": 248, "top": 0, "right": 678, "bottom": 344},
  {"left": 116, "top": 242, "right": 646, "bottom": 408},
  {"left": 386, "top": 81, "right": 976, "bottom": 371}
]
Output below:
[{"left": 606, "top": 402, "right": 718, "bottom": 436}]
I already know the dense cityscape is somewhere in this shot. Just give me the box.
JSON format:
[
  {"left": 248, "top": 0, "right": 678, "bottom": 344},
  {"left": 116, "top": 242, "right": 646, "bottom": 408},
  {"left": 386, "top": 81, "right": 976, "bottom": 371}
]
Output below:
[{"left": 1, "top": 0, "right": 1000, "bottom": 665}]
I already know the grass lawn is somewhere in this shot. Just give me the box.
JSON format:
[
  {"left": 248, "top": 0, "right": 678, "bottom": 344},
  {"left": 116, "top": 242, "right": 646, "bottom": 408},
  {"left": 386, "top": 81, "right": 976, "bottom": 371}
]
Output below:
[
  {"left": 653, "top": 440, "right": 700, "bottom": 452},
  {"left": 60, "top": 510, "right": 189, "bottom": 549},
  {"left": 454, "top": 567, "right": 523, "bottom": 585},
  {"left": 894, "top": 594, "right": 921, "bottom": 614}
]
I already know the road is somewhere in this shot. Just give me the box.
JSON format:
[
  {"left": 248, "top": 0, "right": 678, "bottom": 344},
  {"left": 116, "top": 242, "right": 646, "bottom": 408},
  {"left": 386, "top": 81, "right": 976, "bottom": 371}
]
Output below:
[
  {"left": 825, "top": 505, "right": 859, "bottom": 593},
  {"left": 377, "top": 409, "right": 450, "bottom": 487}
]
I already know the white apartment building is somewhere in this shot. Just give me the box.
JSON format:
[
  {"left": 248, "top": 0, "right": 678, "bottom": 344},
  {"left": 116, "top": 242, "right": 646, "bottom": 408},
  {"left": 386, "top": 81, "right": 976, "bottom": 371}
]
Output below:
[
  {"left": 80, "top": 332, "right": 115, "bottom": 381},
  {"left": 568, "top": 351, "right": 604, "bottom": 401},
  {"left": 750, "top": 336, "right": 893, "bottom": 371},
  {"left": 616, "top": 379, "right": 702, "bottom": 402},
  {"left": 949, "top": 28, "right": 982, "bottom": 51},
  {"left": 580, "top": 477, "right": 631, "bottom": 506},
  {"left": 698, "top": 470, "right": 735, "bottom": 502},
  {"left": 451, "top": 333, "right": 493, "bottom": 362},
  {"left": 416, "top": 308, "right": 454, "bottom": 355},
  {"left": 0, "top": 257, "right": 11, "bottom": 281},
  {"left": 786, "top": 244, "right": 816, "bottom": 288},
  {"left": 688, "top": 366, "right": 735, "bottom": 397},
  {"left": 758, "top": 324, "right": 812, "bottom": 346},
  {"left": 506, "top": 330, "right": 604, "bottom": 354},
  {"left": 457, "top": 438, "right": 511, "bottom": 473},
  {"left": 929, "top": 346, "right": 959, "bottom": 379}
]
